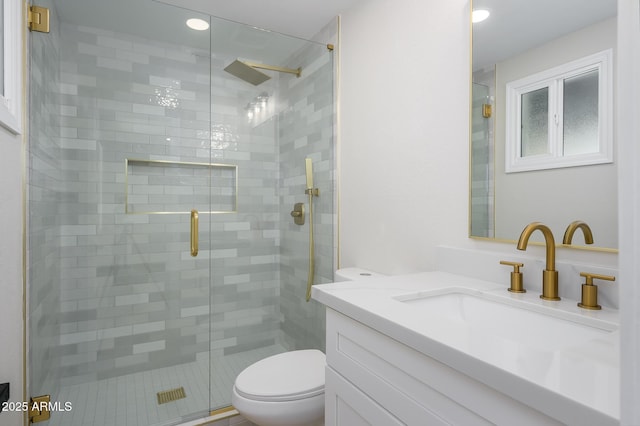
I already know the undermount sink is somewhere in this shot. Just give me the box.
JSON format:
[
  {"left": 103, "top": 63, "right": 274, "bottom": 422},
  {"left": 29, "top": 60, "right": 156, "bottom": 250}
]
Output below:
[{"left": 393, "top": 288, "right": 617, "bottom": 351}]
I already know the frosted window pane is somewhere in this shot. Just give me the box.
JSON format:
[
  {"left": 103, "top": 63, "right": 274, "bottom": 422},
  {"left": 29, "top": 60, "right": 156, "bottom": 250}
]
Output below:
[
  {"left": 563, "top": 69, "right": 599, "bottom": 156},
  {"left": 521, "top": 87, "right": 548, "bottom": 157}
]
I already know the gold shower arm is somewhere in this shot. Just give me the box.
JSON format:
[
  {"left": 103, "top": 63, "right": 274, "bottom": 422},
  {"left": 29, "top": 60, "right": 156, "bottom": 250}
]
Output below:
[{"left": 242, "top": 60, "right": 302, "bottom": 78}]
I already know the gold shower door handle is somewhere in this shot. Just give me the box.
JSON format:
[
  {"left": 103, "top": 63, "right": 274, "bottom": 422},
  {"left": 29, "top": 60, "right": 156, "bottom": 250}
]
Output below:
[{"left": 190, "top": 209, "right": 199, "bottom": 257}]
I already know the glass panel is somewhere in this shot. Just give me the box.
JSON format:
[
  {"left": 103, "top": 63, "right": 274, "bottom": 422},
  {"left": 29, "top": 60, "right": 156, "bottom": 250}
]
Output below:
[
  {"left": 30, "top": 1, "right": 335, "bottom": 425},
  {"left": 563, "top": 69, "right": 599, "bottom": 156},
  {"left": 208, "top": 15, "right": 335, "bottom": 411},
  {"left": 521, "top": 87, "right": 549, "bottom": 157},
  {"left": 0, "top": 0, "right": 4, "bottom": 97},
  {"left": 29, "top": 1, "right": 213, "bottom": 425},
  {"left": 27, "top": 0, "right": 64, "bottom": 415},
  {"left": 470, "top": 82, "right": 493, "bottom": 238}
]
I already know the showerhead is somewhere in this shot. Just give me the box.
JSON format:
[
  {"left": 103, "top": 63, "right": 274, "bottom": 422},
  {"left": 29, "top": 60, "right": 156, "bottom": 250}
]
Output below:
[
  {"left": 224, "top": 59, "right": 302, "bottom": 86},
  {"left": 224, "top": 59, "right": 271, "bottom": 86}
]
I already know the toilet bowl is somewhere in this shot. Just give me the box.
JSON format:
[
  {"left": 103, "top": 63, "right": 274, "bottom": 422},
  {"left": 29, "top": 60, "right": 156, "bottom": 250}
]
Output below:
[
  {"left": 232, "top": 349, "right": 325, "bottom": 426},
  {"left": 231, "top": 269, "right": 383, "bottom": 426}
]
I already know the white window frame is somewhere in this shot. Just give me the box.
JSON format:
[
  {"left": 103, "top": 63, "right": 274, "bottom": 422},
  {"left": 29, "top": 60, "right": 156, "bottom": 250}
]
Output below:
[
  {"left": 0, "top": 0, "right": 22, "bottom": 134},
  {"left": 505, "top": 49, "right": 613, "bottom": 173}
]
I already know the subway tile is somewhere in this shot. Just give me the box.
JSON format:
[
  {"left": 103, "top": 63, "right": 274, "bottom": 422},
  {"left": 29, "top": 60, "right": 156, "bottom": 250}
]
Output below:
[
  {"left": 149, "top": 75, "right": 181, "bottom": 88},
  {"left": 115, "top": 293, "right": 149, "bottom": 306},
  {"left": 132, "top": 321, "right": 166, "bottom": 334},
  {"left": 96, "top": 325, "right": 133, "bottom": 340},
  {"left": 59, "top": 83, "right": 79, "bottom": 95},
  {"left": 132, "top": 103, "right": 165, "bottom": 116},
  {"left": 61, "top": 138, "right": 97, "bottom": 150},
  {"left": 180, "top": 305, "right": 210, "bottom": 318},
  {"left": 114, "top": 353, "right": 149, "bottom": 369},
  {"left": 60, "top": 330, "right": 97, "bottom": 345},
  {"left": 132, "top": 340, "right": 166, "bottom": 354},
  {"left": 97, "top": 35, "right": 133, "bottom": 51},
  {"left": 97, "top": 57, "right": 133, "bottom": 72}
]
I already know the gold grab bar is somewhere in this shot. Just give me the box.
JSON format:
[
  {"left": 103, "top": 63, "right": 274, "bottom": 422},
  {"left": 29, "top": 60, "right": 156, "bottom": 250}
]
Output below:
[{"left": 190, "top": 209, "right": 199, "bottom": 257}]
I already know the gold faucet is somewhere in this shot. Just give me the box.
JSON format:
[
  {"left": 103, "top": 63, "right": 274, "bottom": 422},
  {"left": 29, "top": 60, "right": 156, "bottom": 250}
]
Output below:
[
  {"left": 562, "top": 220, "right": 594, "bottom": 245},
  {"left": 516, "top": 222, "right": 560, "bottom": 301}
]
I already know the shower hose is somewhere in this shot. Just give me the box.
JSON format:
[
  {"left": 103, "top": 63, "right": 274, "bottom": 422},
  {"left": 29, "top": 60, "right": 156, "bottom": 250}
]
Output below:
[{"left": 305, "top": 189, "right": 315, "bottom": 302}]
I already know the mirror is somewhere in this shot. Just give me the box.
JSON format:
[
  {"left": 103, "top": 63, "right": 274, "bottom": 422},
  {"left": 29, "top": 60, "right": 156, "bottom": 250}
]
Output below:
[{"left": 470, "top": 0, "right": 618, "bottom": 249}]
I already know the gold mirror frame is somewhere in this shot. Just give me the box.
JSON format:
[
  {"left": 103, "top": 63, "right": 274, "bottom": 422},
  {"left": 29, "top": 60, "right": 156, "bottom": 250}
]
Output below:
[{"left": 467, "top": 0, "right": 618, "bottom": 254}]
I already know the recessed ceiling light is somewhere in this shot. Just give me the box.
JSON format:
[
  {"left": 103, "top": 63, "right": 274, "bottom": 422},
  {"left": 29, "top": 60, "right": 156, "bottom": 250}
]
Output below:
[
  {"left": 186, "top": 18, "right": 210, "bottom": 31},
  {"left": 472, "top": 9, "right": 490, "bottom": 23}
]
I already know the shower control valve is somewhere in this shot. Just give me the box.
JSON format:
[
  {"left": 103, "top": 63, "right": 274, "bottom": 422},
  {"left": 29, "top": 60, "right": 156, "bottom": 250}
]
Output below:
[{"left": 291, "top": 203, "right": 305, "bottom": 225}]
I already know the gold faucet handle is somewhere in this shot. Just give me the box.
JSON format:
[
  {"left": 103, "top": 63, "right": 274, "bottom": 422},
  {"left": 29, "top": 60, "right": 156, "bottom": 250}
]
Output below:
[
  {"left": 500, "top": 261, "right": 525, "bottom": 293},
  {"left": 579, "top": 272, "right": 616, "bottom": 285},
  {"left": 578, "top": 272, "right": 615, "bottom": 310}
]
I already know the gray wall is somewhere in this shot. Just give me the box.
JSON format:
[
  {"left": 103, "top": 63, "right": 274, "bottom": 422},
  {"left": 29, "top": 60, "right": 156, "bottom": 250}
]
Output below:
[{"left": 494, "top": 18, "right": 617, "bottom": 247}]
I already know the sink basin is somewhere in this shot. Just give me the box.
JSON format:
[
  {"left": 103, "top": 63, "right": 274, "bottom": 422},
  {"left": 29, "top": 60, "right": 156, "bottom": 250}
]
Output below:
[{"left": 394, "top": 288, "right": 617, "bottom": 351}]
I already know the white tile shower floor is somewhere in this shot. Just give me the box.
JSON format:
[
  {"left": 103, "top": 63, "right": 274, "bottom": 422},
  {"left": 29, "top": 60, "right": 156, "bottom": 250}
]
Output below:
[{"left": 49, "top": 344, "right": 285, "bottom": 426}]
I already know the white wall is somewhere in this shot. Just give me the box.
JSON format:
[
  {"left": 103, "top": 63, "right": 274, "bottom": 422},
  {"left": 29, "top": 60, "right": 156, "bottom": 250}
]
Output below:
[
  {"left": 0, "top": 3, "right": 24, "bottom": 425},
  {"left": 339, "top": 0, "right": 638, "bottom": 422},
  {"left": 4, "top": 0, "right": 638, "bottom": 423},
  {"left": 338, "top": 2, "right": 622, "bottom": 287},
  {"left": 339, "top": 0, "right": 471, "bottom": 275},
  {"left": 0, "top": 125, "right": 24, "bottom": 425},
  {"left": 617, "top": 0, "right": 640, "bottom": 422},
  {"left": 338, "top": 0, "right": 619, "bottom": 273}
]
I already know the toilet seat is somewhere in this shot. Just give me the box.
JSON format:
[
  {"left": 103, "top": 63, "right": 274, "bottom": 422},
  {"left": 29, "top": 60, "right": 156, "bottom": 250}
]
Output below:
[{"left": 234, "top": 349, "right": 326, "bottom": 402}]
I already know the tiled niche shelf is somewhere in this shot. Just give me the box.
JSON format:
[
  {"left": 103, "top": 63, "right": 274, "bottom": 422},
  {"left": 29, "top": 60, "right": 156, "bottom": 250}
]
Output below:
[{"left": 125, "top": 158, "right": 238, "bottom": 214}]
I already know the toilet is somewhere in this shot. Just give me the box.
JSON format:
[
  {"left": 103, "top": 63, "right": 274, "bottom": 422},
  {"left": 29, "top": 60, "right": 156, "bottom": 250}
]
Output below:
[{"left": 231, "top": 268, "right": 383, "bottom": 426}]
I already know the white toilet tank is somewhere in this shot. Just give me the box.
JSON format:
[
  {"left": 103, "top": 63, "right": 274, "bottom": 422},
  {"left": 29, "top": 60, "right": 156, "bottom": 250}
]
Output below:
[{"left": 334, "top": 267, "right": 385, "bottom": 282}]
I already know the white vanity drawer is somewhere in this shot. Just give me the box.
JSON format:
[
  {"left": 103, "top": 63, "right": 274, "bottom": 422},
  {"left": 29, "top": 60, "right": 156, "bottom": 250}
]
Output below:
[
  {"left": 325, "top": 308, "right": 561, "bottom": 426},
  {"left": 326, "top": 367, "right": 406, "bottom": 425}
]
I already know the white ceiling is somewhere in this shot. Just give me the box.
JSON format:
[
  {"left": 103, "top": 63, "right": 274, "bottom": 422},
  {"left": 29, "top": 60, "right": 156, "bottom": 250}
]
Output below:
[
  {"left": 52, "top": 0, "right": 618, "bottom": 71},
  {"left": 54, "top": 0, "right": 361, "bottom": 43},
  {"left": 472, "top": 0, "right": 617, "bottom": 71},
  {"left": 53, "top": 0, "right": 361, "bottom": 63},
  {"left": 154, "top": 0, "right": 362, "bottom": 40}
]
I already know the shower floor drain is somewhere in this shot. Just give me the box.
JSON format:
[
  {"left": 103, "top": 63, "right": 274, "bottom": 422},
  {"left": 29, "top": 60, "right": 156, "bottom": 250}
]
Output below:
[{"left": 157, "top": 387, "right": 186, "bottom": 405}]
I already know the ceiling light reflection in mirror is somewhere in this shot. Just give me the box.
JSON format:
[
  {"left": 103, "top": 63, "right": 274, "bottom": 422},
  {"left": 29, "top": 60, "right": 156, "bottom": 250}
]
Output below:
[
  {"left": 186, "top": 18, "right": 210, "bottom": 31},
  {"left": 472, "top": 9, "right": 490, "bottom": 23},
  {"left": 469, "top": 0, "right": 618, "bottom": 250}
]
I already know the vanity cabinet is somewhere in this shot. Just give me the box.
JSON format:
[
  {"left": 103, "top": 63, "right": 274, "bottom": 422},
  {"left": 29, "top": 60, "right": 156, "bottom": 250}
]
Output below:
[{"left": 324, "top": 309, "right": 562, "bottom": 426}]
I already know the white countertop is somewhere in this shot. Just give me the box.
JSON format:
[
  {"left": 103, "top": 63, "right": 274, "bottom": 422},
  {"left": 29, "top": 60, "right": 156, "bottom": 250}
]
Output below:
[{"left": 312, "top": 271, "right": 620, "bottom": 425}]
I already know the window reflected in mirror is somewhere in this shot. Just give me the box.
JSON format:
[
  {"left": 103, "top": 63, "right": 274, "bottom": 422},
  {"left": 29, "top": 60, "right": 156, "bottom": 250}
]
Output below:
[
  {"left": 469, "top": 0, "right": 618, "bottom": 250},
  {"left": 564, "top": 69, "right": 599, "bottom": 156},
  {"left": 520, "top": 87, "right": 548, "bottom": 157},
  {"left": 505, "top": 50, "right": 612, "bottom": 173}
]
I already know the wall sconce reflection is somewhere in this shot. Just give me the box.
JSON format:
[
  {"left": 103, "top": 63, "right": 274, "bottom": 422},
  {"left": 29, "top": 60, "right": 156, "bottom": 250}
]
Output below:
[{"left": 245, "top": 92, "right": 270, "bottom": 123}]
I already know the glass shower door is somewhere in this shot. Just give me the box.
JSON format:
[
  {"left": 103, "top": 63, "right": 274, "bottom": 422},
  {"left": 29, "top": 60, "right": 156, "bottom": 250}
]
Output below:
[
  {"left": 470, "top": 82, "right": 494, "bottom": 238},
  {"left": 28, "top": 1, "right": 336, "bottom": 423},
  {"left": 206, "top": 15, "right": 336, "bottom": 413},
  {"left": 27, "top": 1, "right": 215, "bottom": 425}
]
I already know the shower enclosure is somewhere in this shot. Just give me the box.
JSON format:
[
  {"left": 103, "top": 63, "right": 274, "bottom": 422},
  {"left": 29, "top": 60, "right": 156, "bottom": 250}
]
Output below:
[
  {"left": 470, "top": 82, "right": 494, "bottom": 238},
  {"left": 27, "top": 1, "right": 336, "bottom": 424}
]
